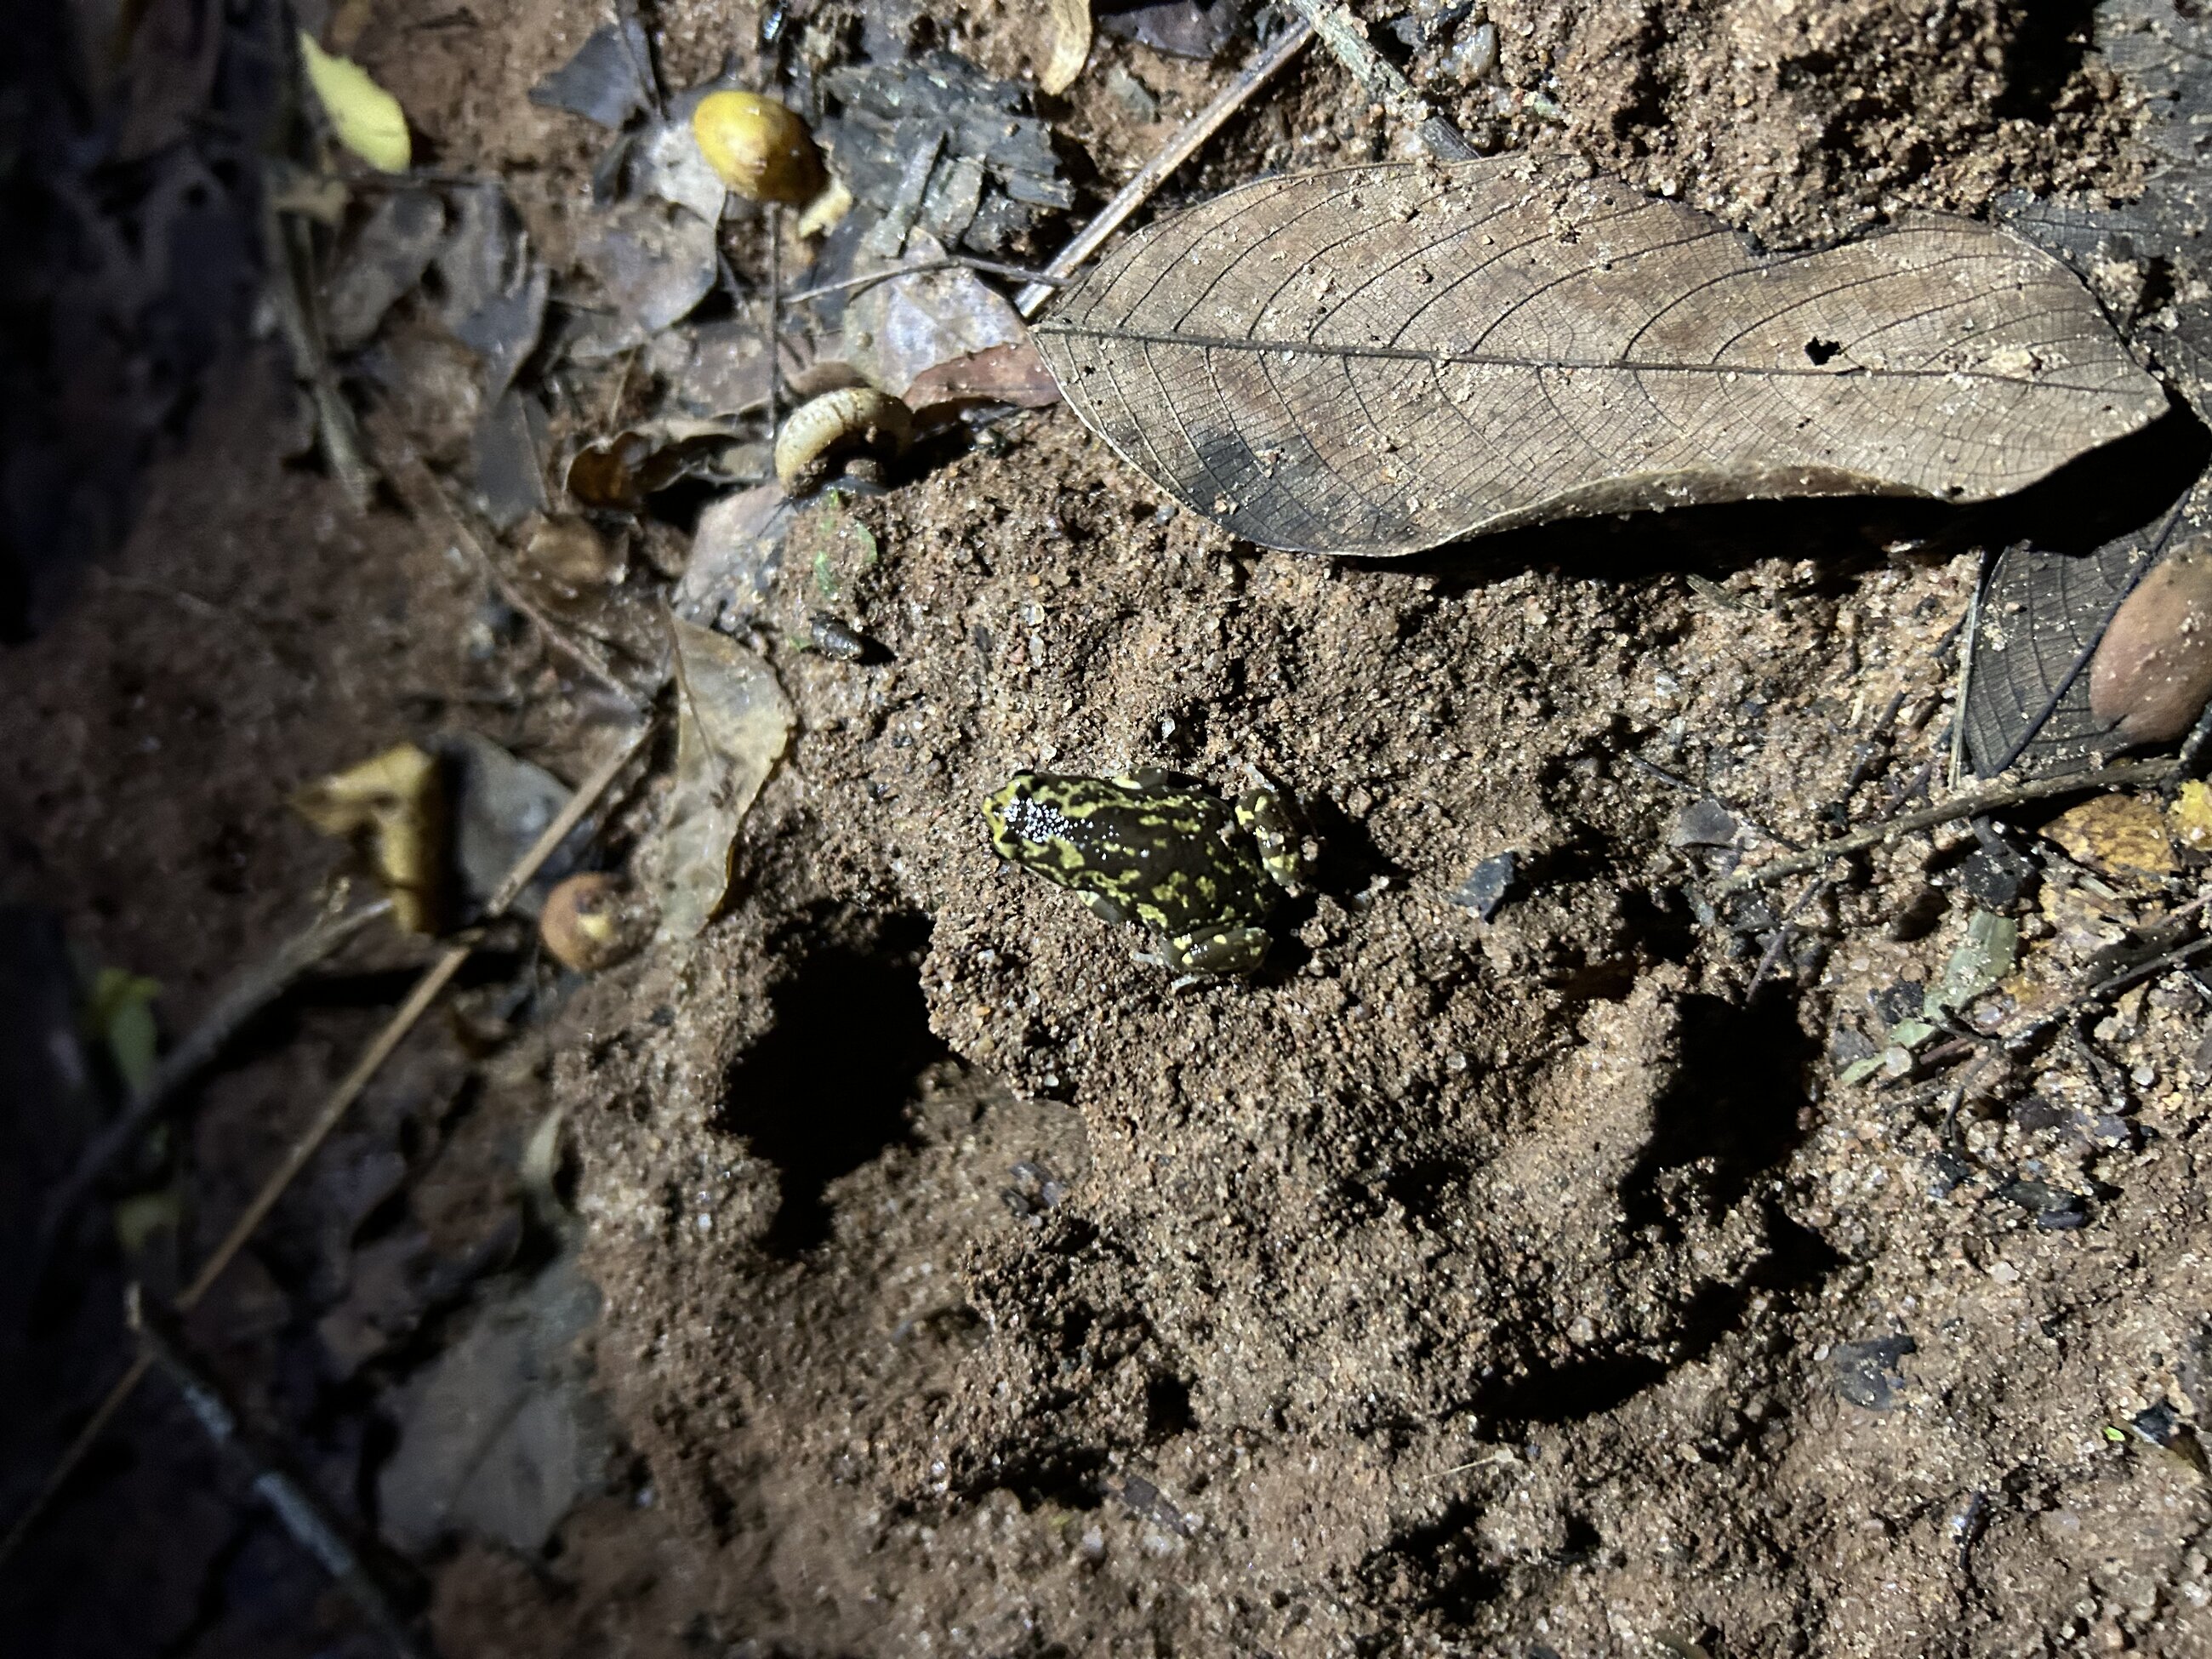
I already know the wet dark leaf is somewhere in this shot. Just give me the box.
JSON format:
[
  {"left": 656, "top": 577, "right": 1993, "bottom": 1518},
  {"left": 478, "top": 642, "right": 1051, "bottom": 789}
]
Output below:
[
  {"left": 436, "top": 184, "right": 549, "bottom": 398},
  {"left": 1097, "top": 0, "right": 1249, "bottom": 60},
  {"left": 1832, "top": 1334, "right": 1916, "bottom": 1410},
  {"left": 821, "top": 52, "right": 1071, "bottom": 257},
  {"left": 473, "top": 389, "right": 550, "bottom": 530},
  {"left": 528, "top": 20, "right": 655, "bottom": 130},
  {"left": 1961, "top": 510, "right": 2208, "bottom": 779},
  {"left": 435, "top": 731, "right": 583, "bottom": 920},
  {"left": 324, "top": 188, "right": 445, "bottom": 352}
]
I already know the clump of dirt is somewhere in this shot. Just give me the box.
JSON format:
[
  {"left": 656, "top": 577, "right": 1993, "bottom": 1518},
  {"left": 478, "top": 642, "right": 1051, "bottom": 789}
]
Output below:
[
  {"left": 8, "top": 2, "right": 2212, "bottom": 1657},
  {"left": 1441, "top": 0, "right": 2143, "bottom": 246}
]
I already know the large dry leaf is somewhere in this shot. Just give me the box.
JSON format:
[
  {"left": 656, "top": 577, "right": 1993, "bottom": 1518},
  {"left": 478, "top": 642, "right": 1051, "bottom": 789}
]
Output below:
[{"left": 1035, "top": 160, "right": 2166, "bottom": 556}]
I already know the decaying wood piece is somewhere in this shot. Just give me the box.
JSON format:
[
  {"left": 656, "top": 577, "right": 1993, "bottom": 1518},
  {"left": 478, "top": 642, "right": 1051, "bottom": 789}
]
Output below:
[{"left": 1036, "top": 159, "right": 2167, "bottom": 556}]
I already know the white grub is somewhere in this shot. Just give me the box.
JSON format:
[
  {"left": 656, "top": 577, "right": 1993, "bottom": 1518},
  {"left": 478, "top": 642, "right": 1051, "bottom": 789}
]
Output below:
[{"left": 772, "top": 387, "right": 914, "bottom": 494}]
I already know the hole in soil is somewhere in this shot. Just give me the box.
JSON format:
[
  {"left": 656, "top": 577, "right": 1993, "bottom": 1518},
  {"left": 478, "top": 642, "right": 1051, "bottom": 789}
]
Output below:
[
  {"left": 1143, "top": 1372, "right": 1195, "bottom": 1441},
  {"left": 1622, "top": 992, "right": 1817, "bottom": 1231},
  {"left": 718, "top": 912, "right": 948, "bottom": 1256},
  {"left": 959, "top": 1442, "right": 1109, "bottom": 1512}
]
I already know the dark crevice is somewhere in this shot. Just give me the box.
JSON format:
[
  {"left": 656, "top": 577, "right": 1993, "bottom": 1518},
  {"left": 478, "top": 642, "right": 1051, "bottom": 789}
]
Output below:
[
  {"left": 1994, "top": 0, "right": 2099, "bottom": 120},
  {"left": 956, "top": 1442, "right": 1110, "bottom": 1513},
  {"left": 1472, "top": 1206, "right": 1843, "bottom": 1428},
  {"left": 717, "top": 910, "right": 948, "bottom": 1257},
  {"left": 1143, "top": 1372, "right": 1195, "bottom": 1442},
  {"left": 1622, "top": 993, "right": 1818, "bottom": 1232}
]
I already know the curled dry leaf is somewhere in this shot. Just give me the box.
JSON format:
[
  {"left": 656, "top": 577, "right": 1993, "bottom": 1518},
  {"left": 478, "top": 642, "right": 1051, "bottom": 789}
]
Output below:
[
  {"left": 904, "top": 340, "right": 1062, "bottom": 414},
  {"left": 566, "top": 419, "right": 739, "bottom": 510},
  {"left": 299, "top": 32, "right": 412, "bottom": 173},
  {"left": 645, "top": 619, "right": 795, "bottom": 938},
  {"left": 2043, "top": 794, "right": 2179, "bottom": 880},
  {"left": 1036, "top": 160, "right": 2166, "bottom": 555},
  {"left": 1042, "top": 0, "right": 1094, "bottom": 95},
  {"left": 292, "top": 743, "right": 447, "bottom": 932},
  {"left": 2089, "top": 542, "right": 2212, "bottom": 745}
]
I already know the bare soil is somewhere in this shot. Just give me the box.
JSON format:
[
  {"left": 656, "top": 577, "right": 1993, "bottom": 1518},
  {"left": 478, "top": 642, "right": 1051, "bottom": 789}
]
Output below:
[{"left": 7, "top": 3, "right": 2212, "bottom": 1657}]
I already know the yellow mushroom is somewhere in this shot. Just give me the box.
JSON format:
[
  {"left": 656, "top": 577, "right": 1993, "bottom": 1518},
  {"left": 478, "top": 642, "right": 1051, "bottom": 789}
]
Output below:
[
  {"left": 539, "top": 873, "right": 653, "bottom": 972},
  {"left": 691, "top": 90, "right": 824, "bottom": 204}
]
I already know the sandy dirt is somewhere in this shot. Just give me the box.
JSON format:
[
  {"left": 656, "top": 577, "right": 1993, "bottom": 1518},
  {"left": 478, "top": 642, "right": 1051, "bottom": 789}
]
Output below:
[{"left": 6, "top": 3, "right": 2212, "bottom": 1657}]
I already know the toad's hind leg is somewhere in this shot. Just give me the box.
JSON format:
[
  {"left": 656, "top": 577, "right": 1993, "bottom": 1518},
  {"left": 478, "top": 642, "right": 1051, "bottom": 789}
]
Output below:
[{"left": 1164, "top": 925, "right": 1271, "bottom": 977}]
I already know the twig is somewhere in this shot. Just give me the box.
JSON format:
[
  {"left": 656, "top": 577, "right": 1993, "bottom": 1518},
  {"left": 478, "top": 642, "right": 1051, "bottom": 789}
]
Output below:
[
  {"left": 2003, "top": 936, "right": 2212, "bottom": 1055},
  {"left": 1724, "top": 757, "right": 2180, "bottom": 890},
  {"left": 39, "top": 894, "right": 394, "bottom": 1258},
  {"left": 1744, "top": 876, "right": 1831, "bottom": 1001},
  {"left": 1015, "top": 17, "right": 1316, "bottom": 318},
  {"left": 261, "top": 177, "right": 378, "bottom": 510},
  {"left": 128, "top": 1291, "right": 430, "bottom": 1659},
  {"left": 1948, "top": 558, "right": 1983, "bottom": 791},
  {"left": 784, "top": 257, "right": 1066, "bottom": 307},
  {"left": 767, "top": 206, "right": 783, "bottom": 434},
  {"left": 0, "top": 721, "right": 655, "bottom": 1572},
  {"left": 1280, "top": 0, "right": 1477, "bottom": 162},
  {"left": 376, "top": 435, "right": 640, "bottom": 706},
  {"left": 1839, "top": 690, "right": 1907, "bottom": 807},
  {"left": 2179, "top": 690, "right": 2212, "bottom": 779}
]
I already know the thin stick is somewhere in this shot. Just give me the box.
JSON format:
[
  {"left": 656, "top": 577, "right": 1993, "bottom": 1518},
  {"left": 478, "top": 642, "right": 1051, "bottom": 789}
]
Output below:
[
  {"left": 784, "top": 257, "right": 1065, "bottom": 307},
  {"left": 1743, "top": 876, "right": 1831, "bottom": 1001},
  {"left": 1280, "top": 0, "right": 1476, "bottom": 162},
  {"left": 130, "top": 1291, "right": 429, "bottom": 1659},
  {"left": 766, "top": 208, "right": 784, "bottom": 435},
  {"left": 1723, "top": 756, "right": 2179, "bottom": 890},
  {"left": 261, "top": 181, "right": 378, "bottom": 510},
  {"left": 1015, "top": 17, "right": 1316, "bottom": 318},
  {"left": 0, "top": 721, "right": 654, "bottom": 1571},
  {"left": 40, "top": 896, "right": 394, "bottom": 1256},
  {"left": 1948, "top": 556, "right": 1983, "bottom": 791}
]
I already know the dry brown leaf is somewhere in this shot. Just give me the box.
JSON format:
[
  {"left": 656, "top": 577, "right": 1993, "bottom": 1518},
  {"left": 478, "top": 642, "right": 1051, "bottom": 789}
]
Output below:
[
  {"left": 1035, "top": 160, "right": 2165, "bottom": 556},
  {"left": 644, "top": 619, "right": 794, "bottom": 938},
  {"left": 1041, "top": 0, "right": 1093, "bottom": 95},
  {"left": 2043, "top": 794, "right": 2179, "bottom": 880},
  {"left": 905, "top": 341, "right": 1063, "bottom": 413},
  {"left": 292, "top": 743, "right": 446, "bottom": 932},
  {"left": 566, "top": 420, "right": 739, "bottom": 510}
]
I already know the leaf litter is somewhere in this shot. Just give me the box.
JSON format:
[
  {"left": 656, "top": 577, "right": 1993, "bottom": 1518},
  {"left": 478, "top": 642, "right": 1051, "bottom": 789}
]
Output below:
[{"left": 37, "top": 4, "right": 2212, "bottom": 1653}]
